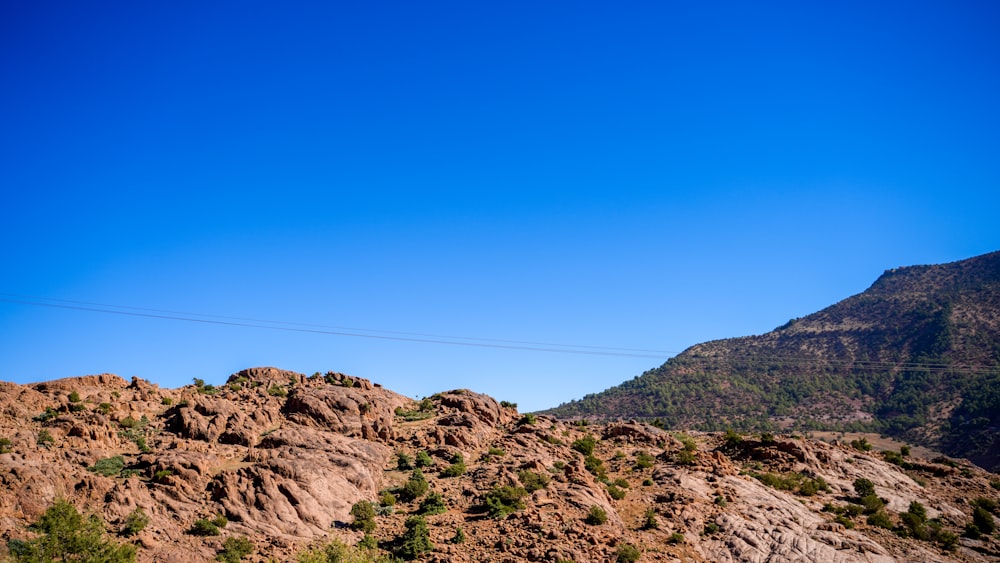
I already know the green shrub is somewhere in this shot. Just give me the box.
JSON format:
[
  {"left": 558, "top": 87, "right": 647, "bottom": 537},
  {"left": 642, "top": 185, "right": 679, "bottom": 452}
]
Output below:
[
  {"left": 396, "top": 452, "right": 413, "bottom": 470},
  {"left": 487, "top": 447, "right": 505, "bottom": 457},
  {"left": 296, "top": 539, "right": 395, "bottom": 563},
  {"left": 398, "top": 516, "right": 433, "bottom": 560},
  {"left": 724, "top": 428, "right": 743, "bottom": 447},
  {"left": 418, "top": 492, "right": 447, "bottom": 515},
  {"left": 860, "top": 494, "right": 884, "bottom": 514},
  {"left": 835, "top": 515, "right": 855, "bottom": 529},
  {"left": 415, "top": 450, "right": 433, "bottom": 468},
  {"left": 519, "top": 413, "right": 537, "bottom": 425},
  {"left": 703, "top": 521, "right": 720, "bottom": 535},
  {"left": 9, "top": 498, "right": 136, "bottom": 562},
  {"left": 586, "top": 505, "right": 607, "bottom": 525},
  {"left": 850, "top": 437, "right": 872, "bottom": 451},
  {"left": 584, "top": 455, "right": 606, "bottom": 478},
  {"left": 33, "top": 407, "right": 57, "bottom": 422},
  {"left": 571, "top": 435, "right": 596, "bottom": 456},
  {"left": 634, "top": 450, "right": 654, "bottom": 470},
  {"left": 973, "top": 505, "right": 996, "bottom": 535},
  {"left": 518, "top": 470, "right": 550, "bottom": 492},
  {"left": 500, "top": 401, "right": 517, "bottom": 409},
  {"left": 853, "top": 478, "right": 876, "bottom": 498},
  {"left": 642, "top": 478, "right": 654, "bottom": 486},
  {"left": 350, "top": 501, "right": 377, "bottom": 533},
  {"left": 401, "top": 469, "right": 428, "bottom": 500},
  {"left": 267, "top": 385, "right": 287, "bottom": 397},
  {"left": 161, "top": 397, "right": 173, "bottom": 406},
  {"left": 867, "top": 510, "right": 893, "bottom": 529},
  {"left": 616, "top": 543, "right": 640, "bottom": 562},
  {"left": 676, "top": 433, "right": 697, "bottom": 452},
  {"left": 88, "top": 456, "right": 125, "bottom": 477},
  {"left": 668, "top": 532, "right": 684, "bottom": 544},
  {"left": 0, "top": 437, "right": 13, "bottom": 454},
  {"left": 153, "top": 469, "right": 174, "bottom": 483},
  {"left": 190, "top": 518, "right": 220, "bottom": 536},
  {"left": 643, "top": 507, "right": 658, "bottom": 529},
  {"left": 37, "top": 429, "right": 54, "bottom": 446},
  {"left": 607, "top": 484, "right": 626, "bottom": 500},
  {"left": 440, "top": 453, "right": 466, "bottom": 477},
  {"left": 484, "top": 486, "right": 528, "bottom": 519},
  {"left": 217, "top": 536, "right": 253, "bottom": 562},
  {"left": 69, "top": 391, "right": 81, "bottom": 403},
  {"left": 450, "top": 527, "right": 466, "bottom": 544},
  {"left": 120, "top": 506, "right": 149, "bottom": 537},
  {"left": 98, "top": 402, "right": 113, "bottom": 414},
  {"left": 379, "top": 491, "right": 397, "bottom": 506}
]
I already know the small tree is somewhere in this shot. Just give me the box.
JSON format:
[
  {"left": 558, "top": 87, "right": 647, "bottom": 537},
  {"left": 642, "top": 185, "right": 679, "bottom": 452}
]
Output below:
[
  {"left": 10, "top": 498, "right": 136, "bottom": 562},
  {"left": 853, "top": 478, "right": 876, "bottom": 499},
  {"left": 401, "top": 469, "right": 429, "bottom": 501},
  {"left": 398, "top": 516, "right": 432, "bottom": 560},
  {"left": 586, "top": 505, "right": 608, "bottom": 525},
  {"left": 216, "top": 536, "right": 253, "bottom": 562},
  {"left": 120, "top": 506, "right": 149, "bottom": 537},
  {"left": 350, "top": 501, "right": 377, "bottom": 533}
]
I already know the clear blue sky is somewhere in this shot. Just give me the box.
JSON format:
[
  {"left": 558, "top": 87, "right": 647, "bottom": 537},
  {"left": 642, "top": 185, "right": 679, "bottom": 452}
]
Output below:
[{"left": 2, "top": 1, "right": 998, "bottom": 412}]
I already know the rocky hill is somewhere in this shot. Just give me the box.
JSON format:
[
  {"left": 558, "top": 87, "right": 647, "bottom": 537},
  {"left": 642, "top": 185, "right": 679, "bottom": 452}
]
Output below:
[
  {"left": 1, "top": 368, "right": 1000, "bottom": 561},
  {"left": 542, "top": 251, "right": 1000, "bottom": 472}
]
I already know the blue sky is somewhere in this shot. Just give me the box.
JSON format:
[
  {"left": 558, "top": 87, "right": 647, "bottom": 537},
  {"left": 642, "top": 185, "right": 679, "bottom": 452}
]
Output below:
[{"left": 2, "top": 1, "right": 998, "bottom": 412}]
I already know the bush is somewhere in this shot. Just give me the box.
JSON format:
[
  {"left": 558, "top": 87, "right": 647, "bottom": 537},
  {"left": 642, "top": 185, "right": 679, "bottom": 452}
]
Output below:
[
  {"left": 296, "top": 539, "right": 395, "bottom": 563},
  {"left": 500, "top": 401, "right": 517, "bottom": 409},
  {"left": 607, "top": 484, "right": 626, "bottom": 500},
  {"left": 267, "top": 385, "right": 287, "bottom": 397},
  {"left": 398, "top": 516, "right": 433, "bottom": 560},
  {"left": 418, "top": 492, "right": 447, "bottom": 515},
  {"left": 668, "top": 532, "right": 684, "bottom": 544},
  {"left": 97, "top": 402, "right": 113, "bottom": 414},
  {"left": 350, "top": 501, "right": 377, "bottom": 533},
  {"left": 34, "top": 407, "right": 57, "bottom": 422},
  {"left": 584, "top": 455, "right": 606, "bottom": 478},
  {"left": 484, "top": 486, "right": 528, "bottom": 519},
  {"left": 487, "top": 446, "right": 505, "bottom": 457},
  {"left": 860, "top": 494, "right": 885, "bottom": 514},
  {"left": 89, "top": 456, "right": 126, "bottom": 477},
  {"left": 161, "top": 397, "right": 173, "bottom": 406},
  {"left": 850, "top": 437, "right": 872, "bottom": 451},
  {"left": 616, "top": 542, "right": 640, "bottom": 562},
  {"left": 379, "top": 491, "right": 397, "bottom": 506},
  {"left": 643, "top": 507, "right": 658, "bottom": 529},
  {"left": 69, "top": 391, "right": 81, "bottom": 403},
  {"left": 853, "top": 478, "right": 876, "bottom": 499},
  {"left": 8, "top": 498, "right": 136, "bottom": 562},
  {"left": 440, "top": 453, "right": 466, "bottom": 477},
  {"left": 401, "top": 469, "right": 429, "bottom": 501},
  {"left": 0, "top": 437, "right": 11, "bottom": 454},
  {"left": 519, "top": 413, "right": 537, "bottom": 425},
  {"left": 190, "top": 517, "right": 224, "bottom": 536},
  {"left": 867, "top": 510, "right": 893, "bottom": 529},
  {"left": 120, "top": 506, "right": 149, "bottom": 537},
  {"left": 586, "top": 505, "right": 607, "bottom": 525},
  {"left": 634, "top": 450, "right": 655, "bottom": 470},
  {"left": 572, "top": 435, "right": 597, "bottom": 456},
  {"left": 396, "top": 452, "right": 413, "bottom": 470},
  {"left": 37, "top": 429, "right": 54, "bottom": 446},
  {"left": 451, "top": 527, "right": 466, "bottom": 544},
  {"left": 415, "top": 450, "right": 433, "bottom": 468},
  {"left": 518, "top": 470, "right": 550, "bottom": 493},
  {"left": 973, "top": 505, "right": 996, "bottom": 535},
  {"left": 676, "top": 433, "right": 697, "bottom": 452},
  {"left": 217, "top": 536, "right": 254, "bottom": 562}
]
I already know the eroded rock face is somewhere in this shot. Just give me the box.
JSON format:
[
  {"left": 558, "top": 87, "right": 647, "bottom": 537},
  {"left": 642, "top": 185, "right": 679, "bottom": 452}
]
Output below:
[{"left": 1, "top": 369, "right": 999, "bottom": 563}]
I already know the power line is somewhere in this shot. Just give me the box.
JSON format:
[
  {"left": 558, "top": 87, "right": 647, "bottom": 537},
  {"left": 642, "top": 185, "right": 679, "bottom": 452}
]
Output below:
[{"left": 0, "top": 295, "right": 672, "bottom": 359}]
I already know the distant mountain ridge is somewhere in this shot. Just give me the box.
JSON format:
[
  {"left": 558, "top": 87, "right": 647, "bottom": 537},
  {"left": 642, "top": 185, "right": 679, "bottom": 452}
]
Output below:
[{"left": 542, "top": 251, "right": 1000, "bottom": 471}]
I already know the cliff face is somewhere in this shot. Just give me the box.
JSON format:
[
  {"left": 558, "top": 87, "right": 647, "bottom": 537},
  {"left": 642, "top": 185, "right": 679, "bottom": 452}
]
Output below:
[
  {"left": 543, "top": 251, "right": 1000, "bottom": 471},
  {"left": 2, "top": 368, "right": 999, "bottom": 562}
]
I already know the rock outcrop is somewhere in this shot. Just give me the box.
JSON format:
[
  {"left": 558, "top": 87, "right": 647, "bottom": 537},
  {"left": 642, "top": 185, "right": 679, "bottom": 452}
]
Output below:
[{"left": 1, "top": 369, "right": 998, "bottom": 562}]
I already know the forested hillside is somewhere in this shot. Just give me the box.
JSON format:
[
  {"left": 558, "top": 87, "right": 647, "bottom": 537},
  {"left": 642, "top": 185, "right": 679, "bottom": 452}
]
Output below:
[{"left": 543, "top": 251, "right": 1000, "bottom": 471}]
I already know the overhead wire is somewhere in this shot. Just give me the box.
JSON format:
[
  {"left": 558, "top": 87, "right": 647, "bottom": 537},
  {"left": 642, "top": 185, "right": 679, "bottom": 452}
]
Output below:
[{"left": 0, "top": 294, "right": 672, "bottom": 359}]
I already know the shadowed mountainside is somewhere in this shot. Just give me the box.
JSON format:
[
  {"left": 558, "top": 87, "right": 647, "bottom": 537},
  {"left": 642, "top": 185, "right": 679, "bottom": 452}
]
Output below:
[{"left": 542, "top": 251, "right": 1000, "bottom": 472}]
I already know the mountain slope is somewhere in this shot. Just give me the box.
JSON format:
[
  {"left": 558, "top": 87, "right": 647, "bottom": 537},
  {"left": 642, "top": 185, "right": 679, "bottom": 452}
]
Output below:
[
  {"left": 2, "top": 368, "right": 1000, "bottom": 561},
  {"left": 543, "top": 251, "right": 1000, "bottom": 471}
]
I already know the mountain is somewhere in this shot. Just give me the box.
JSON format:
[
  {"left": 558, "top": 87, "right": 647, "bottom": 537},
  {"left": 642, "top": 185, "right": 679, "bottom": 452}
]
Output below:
[
  {"left": 543, "top": 251, "right": 1000, "bottom": 471},
  {"left": 2, "top": 368, "right": 1000, "bottom": 562}
]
